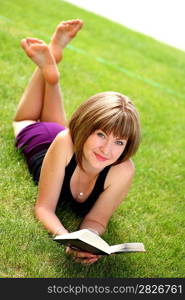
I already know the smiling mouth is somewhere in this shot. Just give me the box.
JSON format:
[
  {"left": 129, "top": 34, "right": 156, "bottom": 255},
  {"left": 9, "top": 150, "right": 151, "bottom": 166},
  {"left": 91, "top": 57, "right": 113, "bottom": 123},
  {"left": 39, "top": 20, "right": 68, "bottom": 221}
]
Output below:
[{"left": 94, "top": 153, "right": 108, "bottom": 161}]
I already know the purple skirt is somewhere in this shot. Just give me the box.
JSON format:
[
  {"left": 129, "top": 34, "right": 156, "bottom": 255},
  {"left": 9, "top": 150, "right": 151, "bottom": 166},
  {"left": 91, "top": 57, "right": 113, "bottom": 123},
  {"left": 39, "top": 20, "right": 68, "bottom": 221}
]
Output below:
[{"left": 15, "top": 122, "right": 65, "bottom": 182}]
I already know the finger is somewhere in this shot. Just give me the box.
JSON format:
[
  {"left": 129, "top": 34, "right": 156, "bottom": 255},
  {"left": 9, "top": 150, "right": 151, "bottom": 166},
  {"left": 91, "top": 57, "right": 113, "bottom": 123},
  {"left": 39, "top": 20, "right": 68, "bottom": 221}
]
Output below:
[
  {"left": 66, "top": 246, "right": 73, "bottom": 254},
  {"left": 86, "top": 257, "right": 99, "bottom": 264},
  {"left": 75, "top": 257, "right": 99, "bottom": 265},
  {"left": 75, "top": 251, "right": 97, "bottom": 259},
  {"left": 68, "top": 247, "right": 97, "bottom": 258},
  {"left": 26, "top": 38, "right": 44, "bottom": 44},
  {"left": 66, "top": 246, "right": 100, "bottom": 260}
]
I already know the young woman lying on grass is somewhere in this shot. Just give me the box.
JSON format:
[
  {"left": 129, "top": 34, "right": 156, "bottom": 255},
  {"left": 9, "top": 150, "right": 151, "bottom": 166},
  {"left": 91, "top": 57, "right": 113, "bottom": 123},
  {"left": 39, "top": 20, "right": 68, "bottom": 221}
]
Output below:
[{"left": 13, "top": 19, "right": 141, "bottom": 265}]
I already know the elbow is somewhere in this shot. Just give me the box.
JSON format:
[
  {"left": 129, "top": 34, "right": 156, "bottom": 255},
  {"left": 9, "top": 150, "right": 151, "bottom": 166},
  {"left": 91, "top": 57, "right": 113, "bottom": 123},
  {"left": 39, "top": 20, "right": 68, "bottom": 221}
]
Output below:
[
  {"left": 34, "top": 204, "right": 41, "bottom": 220},
  {"left": 34, "top": 203, "right": 55, "bottom": 221},
  {"left": 81, "top": 218, "right": 106, "bottom": 235},
  {"left": 34, "top": 204, "right": 47, "bottom": 221}
]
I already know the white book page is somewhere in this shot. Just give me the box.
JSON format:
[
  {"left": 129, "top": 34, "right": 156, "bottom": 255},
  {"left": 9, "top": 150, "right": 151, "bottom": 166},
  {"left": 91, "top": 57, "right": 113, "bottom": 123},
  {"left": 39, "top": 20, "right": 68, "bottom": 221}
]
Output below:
[
  {"left": 80, "top": 230, "right": 110, "bottom": 253},
  {"left": 55, "top": 229, "right": 110, "bottom": 253},
  {"left": 109, "top": 243, "right": 145, "bottom": 253}
]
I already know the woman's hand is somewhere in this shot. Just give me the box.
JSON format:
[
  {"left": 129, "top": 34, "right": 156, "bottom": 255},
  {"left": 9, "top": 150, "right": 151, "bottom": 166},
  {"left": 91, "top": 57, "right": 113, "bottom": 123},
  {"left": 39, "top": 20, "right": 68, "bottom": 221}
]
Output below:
[{"left": 65, "top": 246, "right": 101, "bottom": 265}]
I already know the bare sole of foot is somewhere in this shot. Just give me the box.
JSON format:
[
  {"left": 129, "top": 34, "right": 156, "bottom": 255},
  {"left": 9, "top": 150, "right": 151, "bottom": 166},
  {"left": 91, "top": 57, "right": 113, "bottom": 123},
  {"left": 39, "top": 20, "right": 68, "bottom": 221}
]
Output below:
[
  {"left": 50, "top": 19, "right": 84, "bottom": 63},
  {"left": 21, "top": 38, "right": 59, "bottom": 84}
]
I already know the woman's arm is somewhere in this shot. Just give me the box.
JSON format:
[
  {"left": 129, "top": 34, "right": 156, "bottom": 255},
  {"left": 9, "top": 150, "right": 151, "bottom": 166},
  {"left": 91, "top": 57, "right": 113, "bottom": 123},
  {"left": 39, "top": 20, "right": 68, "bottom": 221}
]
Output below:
[
  {"left": 34, "top": 131, "right": 100, "bottom": 264},
  {"left": 80, "top": 159, "right": 135, "bottom": 235},
  {"left": 69, "top": 160, "right": 135, "bottom": 265},
  {"left": 34, "top": 130, "right": 72, "bottom": 236},
  {"left": 35, "top": 131, "right": 100, "bottom": 264}
]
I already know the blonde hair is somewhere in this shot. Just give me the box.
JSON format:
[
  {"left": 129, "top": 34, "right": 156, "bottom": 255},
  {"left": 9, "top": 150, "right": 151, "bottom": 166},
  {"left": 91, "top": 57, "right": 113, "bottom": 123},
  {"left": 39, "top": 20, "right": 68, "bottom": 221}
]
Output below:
[{"left": 69, "top": 91, "right": 141, "bottom": 169}]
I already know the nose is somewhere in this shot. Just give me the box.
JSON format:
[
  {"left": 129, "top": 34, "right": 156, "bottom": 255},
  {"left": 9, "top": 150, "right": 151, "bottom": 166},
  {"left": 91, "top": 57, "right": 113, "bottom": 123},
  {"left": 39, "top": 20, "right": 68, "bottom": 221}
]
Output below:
[{"left": 100, "top": 140, "right": 112, "bottom": 156}]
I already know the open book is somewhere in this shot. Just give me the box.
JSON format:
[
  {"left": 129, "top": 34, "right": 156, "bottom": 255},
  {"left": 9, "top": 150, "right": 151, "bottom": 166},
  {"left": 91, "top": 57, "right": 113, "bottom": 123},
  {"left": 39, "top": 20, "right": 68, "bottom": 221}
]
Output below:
[{"left": 53, "top": 229, "right": 146, "bottom": 255}]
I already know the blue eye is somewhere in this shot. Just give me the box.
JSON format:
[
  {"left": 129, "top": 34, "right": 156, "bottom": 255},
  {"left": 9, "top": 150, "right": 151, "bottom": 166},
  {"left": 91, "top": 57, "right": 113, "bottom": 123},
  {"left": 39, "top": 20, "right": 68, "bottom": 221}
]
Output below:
[
  {"left": 115, "top": 141, "right": 125, "bottom": 146},
  {"left": 97, "top": 132, "right": 105, "bottom": 138}
]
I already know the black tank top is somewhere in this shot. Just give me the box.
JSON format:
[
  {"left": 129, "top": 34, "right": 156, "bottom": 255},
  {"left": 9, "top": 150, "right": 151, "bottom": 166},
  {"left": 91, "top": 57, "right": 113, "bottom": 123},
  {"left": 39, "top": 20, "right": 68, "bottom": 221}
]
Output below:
[{"left": 58, "top": 154, "right": 111, "bottom": 217}]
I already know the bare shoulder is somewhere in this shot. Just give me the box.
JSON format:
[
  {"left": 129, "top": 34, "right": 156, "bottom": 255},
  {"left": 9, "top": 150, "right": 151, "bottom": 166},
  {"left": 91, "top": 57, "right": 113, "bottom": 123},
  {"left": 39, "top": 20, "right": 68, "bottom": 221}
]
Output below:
[
  {"left": 105, "top": 159, "right": 135, "bottom": 188},
  {"left": 46, "top": 129, "right": 74, "bottom": 165},
  {"left": 116, "top": 159, "right": 135, "bottom": 173},
  {"left": 55, "top": 128, "right": 73, "bottom": 144},
  {"left": 111, "top": 159, "right": 135, "bottom": 176},
  {"left": 55, "top": 128, "right": 73, "bottom": 145}
]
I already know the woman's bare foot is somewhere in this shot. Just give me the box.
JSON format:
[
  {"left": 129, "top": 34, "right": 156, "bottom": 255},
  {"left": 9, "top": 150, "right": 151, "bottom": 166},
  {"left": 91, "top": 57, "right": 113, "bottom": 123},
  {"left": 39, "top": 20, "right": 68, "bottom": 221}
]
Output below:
[
  {"left": 50, "top": 19, "right": 84, "bottom": 63},
  {"left": 21, "top": 38, "right": 59, "bottom": 84}
]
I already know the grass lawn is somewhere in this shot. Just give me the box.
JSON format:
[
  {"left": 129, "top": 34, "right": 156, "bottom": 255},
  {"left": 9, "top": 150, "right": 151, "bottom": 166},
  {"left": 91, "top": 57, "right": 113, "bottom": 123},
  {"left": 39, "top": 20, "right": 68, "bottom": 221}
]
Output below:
[{"left": 0, "top": 0, "right": 185, "bottom": 278}]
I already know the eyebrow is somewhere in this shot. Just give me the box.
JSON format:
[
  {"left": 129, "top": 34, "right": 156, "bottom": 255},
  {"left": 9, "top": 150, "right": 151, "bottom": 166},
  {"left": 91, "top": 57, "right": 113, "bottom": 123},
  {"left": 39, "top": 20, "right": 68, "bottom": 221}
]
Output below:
[
  {"left": 115, "top": 137, "right": 127, "bottom": 141},
  {"left": 98, "top": 130, "right": 127, "bottom": 141}
]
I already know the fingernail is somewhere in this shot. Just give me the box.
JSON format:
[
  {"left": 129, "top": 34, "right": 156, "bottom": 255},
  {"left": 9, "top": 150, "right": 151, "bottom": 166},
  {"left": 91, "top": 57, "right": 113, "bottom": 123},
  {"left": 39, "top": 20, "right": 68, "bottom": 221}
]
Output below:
[{"left": 90, "top": 258, "right": 98, "bottom": 262}]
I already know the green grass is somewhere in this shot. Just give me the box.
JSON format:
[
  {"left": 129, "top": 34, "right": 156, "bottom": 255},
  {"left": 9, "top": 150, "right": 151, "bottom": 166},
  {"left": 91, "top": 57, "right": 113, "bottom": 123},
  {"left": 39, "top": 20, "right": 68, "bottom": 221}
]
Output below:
[{"left": 0, "top": 0, "right": 185, "bottom": 278}]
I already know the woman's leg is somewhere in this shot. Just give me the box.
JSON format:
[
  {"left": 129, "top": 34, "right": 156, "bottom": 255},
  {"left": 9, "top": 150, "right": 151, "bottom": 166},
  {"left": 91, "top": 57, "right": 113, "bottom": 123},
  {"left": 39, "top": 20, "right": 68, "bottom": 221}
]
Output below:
[
  {"left": 12, "top": 38, "right": 60, "bottom": 137},
  {"left": 13, "top": 67, "right": 44, "bottom": 121},
  {"left": 40, "top": 80, "right": 65, "bottom": 124},
  {"left": 13, "top": 19, "right": 83, "bottom": 137}
]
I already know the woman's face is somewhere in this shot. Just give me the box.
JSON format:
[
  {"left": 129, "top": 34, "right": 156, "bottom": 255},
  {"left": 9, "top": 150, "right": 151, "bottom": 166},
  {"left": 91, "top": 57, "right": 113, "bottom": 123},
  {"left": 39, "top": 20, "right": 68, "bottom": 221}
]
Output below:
[{"left": 82, "top": 129, "right": 127, "bottom": 170}]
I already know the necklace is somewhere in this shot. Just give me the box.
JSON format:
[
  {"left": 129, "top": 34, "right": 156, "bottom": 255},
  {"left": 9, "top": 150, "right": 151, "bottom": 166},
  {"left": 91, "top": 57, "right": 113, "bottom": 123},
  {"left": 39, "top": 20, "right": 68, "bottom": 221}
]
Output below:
[
  {"left": 78, "top": 192, "right": 84, "bottom": 198},
  {"left": 77, "top": 167, "right": 98, "bottom": 199}
]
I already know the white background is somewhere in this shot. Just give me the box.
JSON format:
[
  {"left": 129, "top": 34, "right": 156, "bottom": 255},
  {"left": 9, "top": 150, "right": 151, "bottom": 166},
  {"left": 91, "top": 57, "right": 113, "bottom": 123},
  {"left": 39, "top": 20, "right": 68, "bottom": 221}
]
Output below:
[{"left": 66, "top": 0, "right": 185, "bottom": 52}]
